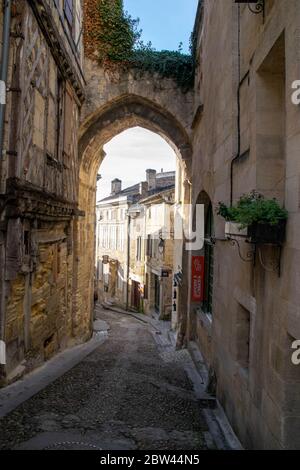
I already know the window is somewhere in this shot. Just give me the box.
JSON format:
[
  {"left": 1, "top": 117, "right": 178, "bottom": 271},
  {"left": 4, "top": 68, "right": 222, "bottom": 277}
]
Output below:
[
  {"left": 146, "top": 235, "right": 152, "bottom": 257},
  {"left": 136, "top": 236, "right": 142, "bottom": 261},
  {"left": 118, "top": 225, "right": 124, "bottom": 251}
]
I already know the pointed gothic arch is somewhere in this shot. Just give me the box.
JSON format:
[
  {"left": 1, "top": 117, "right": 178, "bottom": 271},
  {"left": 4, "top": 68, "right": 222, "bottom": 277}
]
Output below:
[{"left": 72, "top": 93, "right": 193, "bottom": 337}]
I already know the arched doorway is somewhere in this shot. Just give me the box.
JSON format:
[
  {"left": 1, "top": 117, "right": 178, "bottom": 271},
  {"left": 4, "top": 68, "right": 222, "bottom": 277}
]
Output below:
[
  {"left": 95, "top": 127, "right": 177, "bottom": 316},
  {"left": 73, "top": 94, "right": 193, "bottom": 339},
  {"left": 189, "top": 191, "right": 215, "bottom": 344}
]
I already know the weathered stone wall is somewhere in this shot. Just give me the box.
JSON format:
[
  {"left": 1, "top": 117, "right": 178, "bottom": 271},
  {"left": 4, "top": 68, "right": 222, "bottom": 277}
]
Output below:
[
  {"left": 189, "top": 0, "right": 300, "bottom": 449},
  {"left": 0, "top": 0, "right": 87, "bottom": 383}
]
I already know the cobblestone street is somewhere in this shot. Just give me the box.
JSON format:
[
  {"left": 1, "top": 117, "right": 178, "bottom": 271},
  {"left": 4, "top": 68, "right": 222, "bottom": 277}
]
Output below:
[{"left": 0, "top": 307, "right": 218, "bottom": 450}]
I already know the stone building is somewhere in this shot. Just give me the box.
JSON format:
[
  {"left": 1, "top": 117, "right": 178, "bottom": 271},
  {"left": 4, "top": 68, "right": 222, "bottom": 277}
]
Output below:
[
  {"left": 0, "top": 0, "right": 86, "bottom": 384},
  {"left": 141, "top": 185, "right": 175, "bottom": 320},
  {"left": 0, "top": 0, "right": 298, "bottom": 451},
  {"left": 0, "top": 0, "right": 192, "bottom": 385},
  {"left": 95, "top": 178, "right": 135, "bottom": 309},
  {"left": 181, "top": 0, "right": 300, "bottom": 449},
  {"left": 95, "top": 169, "right": 175, "bottom": 317}
]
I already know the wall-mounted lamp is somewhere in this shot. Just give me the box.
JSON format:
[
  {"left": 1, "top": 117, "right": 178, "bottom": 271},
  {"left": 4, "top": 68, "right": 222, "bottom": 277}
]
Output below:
[
  {"left": 235, "top": 1, "right": 265, "bottom": 17},
  {"left": 158, "top": 237, "right": 165, "bottom": 255},
  {"left": 247, "top": 0, "right": 264, "bottom": 15}
]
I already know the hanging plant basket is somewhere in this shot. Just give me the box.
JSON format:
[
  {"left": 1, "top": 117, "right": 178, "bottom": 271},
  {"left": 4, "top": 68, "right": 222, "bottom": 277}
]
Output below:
[
  {"left": 225, "top": 220, "right": 286, "bottom": 244},
  {"left": 247, "top": 219, "right": 286, "bottom": 245}
]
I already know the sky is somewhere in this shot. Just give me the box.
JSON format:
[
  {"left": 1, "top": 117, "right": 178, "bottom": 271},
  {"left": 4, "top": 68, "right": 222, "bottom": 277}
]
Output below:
[
  {"left": 97, "top": 128, "right": 177, "bottom": 201},
  {"left": 124, "top": 0, "right": 198, "bottom": 54}
]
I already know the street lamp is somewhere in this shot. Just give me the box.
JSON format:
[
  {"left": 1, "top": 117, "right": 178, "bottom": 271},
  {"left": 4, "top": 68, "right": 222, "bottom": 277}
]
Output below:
[{"left": 158, "top": 237, "right": 165, "bottom": 255}]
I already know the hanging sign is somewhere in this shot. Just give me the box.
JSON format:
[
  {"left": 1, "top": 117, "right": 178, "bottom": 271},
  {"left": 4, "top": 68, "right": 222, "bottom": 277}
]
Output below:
[{"left": 191, "top": 256, "right": 205, "bottom": 302}]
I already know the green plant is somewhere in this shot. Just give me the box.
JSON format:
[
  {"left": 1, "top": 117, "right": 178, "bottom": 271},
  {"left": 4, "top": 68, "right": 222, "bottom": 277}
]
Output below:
[
  {"left": 94, "top": 0, "right": 142, "bottom": 62},
  {"left": 217, "top": 191, "right": 288, "bottom": 229},
  {"left": 90, "top": 0, "right": 195, "bottom": 91}
]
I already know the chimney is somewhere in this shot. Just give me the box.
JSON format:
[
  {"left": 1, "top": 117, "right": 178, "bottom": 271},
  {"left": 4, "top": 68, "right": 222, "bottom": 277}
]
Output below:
[
  {"left": 139, "top": 181, "right": 148, "bottom": 196},
  {"left": 146, "top": 169, "right": 156, "bottom": 191},
  {"left": 111, "top": 178, "right": 122, "bottom": 195}
]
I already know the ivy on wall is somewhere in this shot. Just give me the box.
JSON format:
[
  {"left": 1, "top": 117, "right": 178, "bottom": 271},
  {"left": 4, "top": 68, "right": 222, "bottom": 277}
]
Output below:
[{"left": 88, "top": 0, "right": 195, "bottom": 92}]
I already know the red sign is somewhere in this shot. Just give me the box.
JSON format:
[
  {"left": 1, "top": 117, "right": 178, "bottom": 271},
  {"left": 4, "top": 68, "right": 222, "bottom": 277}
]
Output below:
[{"left": 191, "top": 256, "right": 205, "bottom": 302}]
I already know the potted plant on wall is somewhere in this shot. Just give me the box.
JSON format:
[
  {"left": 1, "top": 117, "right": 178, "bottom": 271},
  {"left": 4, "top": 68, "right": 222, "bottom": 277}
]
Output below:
[{"left": 217, "top": 191, "right": 288, "bottom": 244}]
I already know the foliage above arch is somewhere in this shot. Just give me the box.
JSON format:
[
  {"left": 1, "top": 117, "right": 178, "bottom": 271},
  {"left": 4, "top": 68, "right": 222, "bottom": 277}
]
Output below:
[{"left": 88, "top": 0, "right": 195, "bottom": 92}]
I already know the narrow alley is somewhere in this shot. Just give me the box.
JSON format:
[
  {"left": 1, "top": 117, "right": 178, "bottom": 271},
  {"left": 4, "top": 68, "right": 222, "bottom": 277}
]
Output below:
[
  {"left": 0, "top": 307, "right": 232, "bottom": 451},
  {"left": 1, "top": 0, "right": 300, "bottom": 453}
]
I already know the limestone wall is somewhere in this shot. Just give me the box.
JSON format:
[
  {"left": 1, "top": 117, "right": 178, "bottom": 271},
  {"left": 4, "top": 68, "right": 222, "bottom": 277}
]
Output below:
[
  {"left": 0, "top": 0, "right": 88, "bottom": 383},
  {"left": 190, "top": 0, "right": 300, "bottom": 449}
]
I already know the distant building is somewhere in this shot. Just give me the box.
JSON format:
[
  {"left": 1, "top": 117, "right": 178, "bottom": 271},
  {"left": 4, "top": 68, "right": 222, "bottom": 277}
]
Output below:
[{"left": 95, "top": 170, "right": 175, "bottom": 318}]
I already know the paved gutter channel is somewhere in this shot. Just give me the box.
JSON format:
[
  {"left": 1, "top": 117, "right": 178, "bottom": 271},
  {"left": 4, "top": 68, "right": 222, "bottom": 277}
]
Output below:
[{"left": 0, "top": 304, "right": 242, "bottom": 450}]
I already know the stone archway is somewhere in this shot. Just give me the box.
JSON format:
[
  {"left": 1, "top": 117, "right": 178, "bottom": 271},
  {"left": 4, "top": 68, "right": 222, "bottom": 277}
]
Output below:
[{"left": 73, "top": 91, "right": 193, "bottom": 340}]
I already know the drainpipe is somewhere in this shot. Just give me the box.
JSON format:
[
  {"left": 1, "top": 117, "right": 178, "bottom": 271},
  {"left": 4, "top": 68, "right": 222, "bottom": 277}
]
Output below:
[
  {"left": 0, "top": 0, "right": 12, "bottom": 160},
  {"left": 0, "top": 0, "right": 12, "bottom": 376},
  {"left": 126, "top": 214, "right": 131, "bottom": 311},
  {"left": 230, "top": 2, "right": 241, "bottom": 206}
]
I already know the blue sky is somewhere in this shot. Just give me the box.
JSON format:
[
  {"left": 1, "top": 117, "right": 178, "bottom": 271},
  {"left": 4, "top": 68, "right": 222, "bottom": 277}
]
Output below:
[{"left": 124, "top": 0, "right": 198, "bottom": 54}]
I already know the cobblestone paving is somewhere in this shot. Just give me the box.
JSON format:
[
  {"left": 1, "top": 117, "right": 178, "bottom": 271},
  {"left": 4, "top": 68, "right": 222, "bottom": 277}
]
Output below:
[{"left": 0, "top": 309, "right": 211, "bottom": 450}]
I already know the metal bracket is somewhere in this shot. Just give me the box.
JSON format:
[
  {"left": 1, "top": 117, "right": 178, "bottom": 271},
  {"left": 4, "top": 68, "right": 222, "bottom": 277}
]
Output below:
[
  {"left": 226, "top": 235, "right": 282, "bottom": 277},
  {"left": 248, "top": 0, "right": 265, "bottom": 15},
  {"left": 257, "top": 244, "right": 282, "bottom": 278},
  {"left": 228, "top": 237, "right": 256, "bottom": 263},
  {"left": 248, "top": 0, "right": 265, "bottom": 16},
  {"left": 235, "top": 1, "right": 265, "bottom": 20}
]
